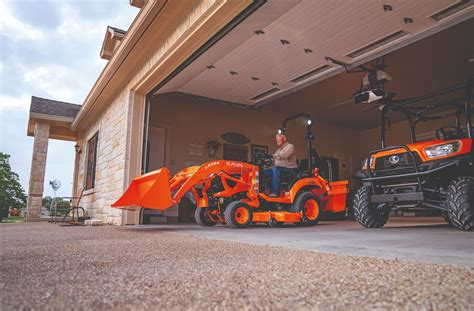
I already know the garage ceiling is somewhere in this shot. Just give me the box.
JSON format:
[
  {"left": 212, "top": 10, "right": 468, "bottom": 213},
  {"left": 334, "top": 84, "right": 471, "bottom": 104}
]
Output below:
[
  {"left": 157, "top": 0, "right": 473, "bottom": 129},
  {"left": 269, "top": 18, "right": 474, "bottom": 129}
]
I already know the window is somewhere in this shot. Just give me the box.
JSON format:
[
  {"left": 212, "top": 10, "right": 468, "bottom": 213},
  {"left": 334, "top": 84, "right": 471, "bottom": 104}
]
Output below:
[{"left": 85, "top": 133, "right": 98, "bottom": 190}]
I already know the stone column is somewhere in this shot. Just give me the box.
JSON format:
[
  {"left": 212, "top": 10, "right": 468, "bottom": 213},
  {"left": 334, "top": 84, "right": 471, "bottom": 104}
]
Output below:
[{"left": 25, "top": 122, "right": 50, "bottom": 222}]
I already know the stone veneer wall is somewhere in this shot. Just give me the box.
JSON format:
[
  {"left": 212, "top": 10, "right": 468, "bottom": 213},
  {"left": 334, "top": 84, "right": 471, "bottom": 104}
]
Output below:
[
  {"left": 76, "top": 89, "right": 130, "bottom": 225},
  {"left": 74, "top": 1, "right": 219, "bottom": 225}
]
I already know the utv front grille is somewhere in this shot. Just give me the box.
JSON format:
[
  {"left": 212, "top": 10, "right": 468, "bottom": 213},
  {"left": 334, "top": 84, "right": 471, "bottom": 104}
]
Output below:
[{"left": 373, "top": 152, "right": 421, "bottom": 177}]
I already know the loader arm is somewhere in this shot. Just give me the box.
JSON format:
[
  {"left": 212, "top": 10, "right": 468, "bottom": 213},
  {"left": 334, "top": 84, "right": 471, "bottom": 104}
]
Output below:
[{"left": 112, "top": 160, "right": 257, "bottom": 210}]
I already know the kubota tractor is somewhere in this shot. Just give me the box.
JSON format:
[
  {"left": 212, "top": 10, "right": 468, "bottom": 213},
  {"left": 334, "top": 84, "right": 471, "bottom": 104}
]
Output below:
[
  {"left": 354, "top": 80, "right": 474, "bottom": 231},
  {"left": 112, "top": 113, "right": 349, "bottom": 228}
]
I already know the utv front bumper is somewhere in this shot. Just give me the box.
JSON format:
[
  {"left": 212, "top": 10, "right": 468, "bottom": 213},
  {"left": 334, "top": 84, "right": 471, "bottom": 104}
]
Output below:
[{"left": 354, "top": 148, "right": 473, "bottom": 206}]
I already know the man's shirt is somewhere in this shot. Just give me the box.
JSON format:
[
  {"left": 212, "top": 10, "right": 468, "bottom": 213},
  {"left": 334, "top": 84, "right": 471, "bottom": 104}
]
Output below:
[{"left": 273, "top": 142, "right": 297, "bottom": 168}]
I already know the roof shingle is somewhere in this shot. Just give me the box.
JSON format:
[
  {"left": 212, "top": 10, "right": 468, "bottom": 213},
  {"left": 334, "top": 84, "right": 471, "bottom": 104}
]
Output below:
[{"left": 30, "top": 96, "right": 81, "bottom": 119}]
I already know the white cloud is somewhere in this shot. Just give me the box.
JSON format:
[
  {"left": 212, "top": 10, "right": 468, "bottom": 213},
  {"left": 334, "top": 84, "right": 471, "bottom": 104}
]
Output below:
[
  {"left": 23, "top": 65, "right": 77, "bottom": 102},
  {"left": 0, "top": 1, "right": 44, "bottom": 40},
  {"left": 0, "top": 94, "right": 30, "bottom": 112},
  {"left": 57, "top": 3, "right": 103, "bottom": 38}
]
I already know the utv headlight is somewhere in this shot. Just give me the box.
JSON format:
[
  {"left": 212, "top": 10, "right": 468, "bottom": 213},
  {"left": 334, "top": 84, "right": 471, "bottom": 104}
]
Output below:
[
  {"left": 362, "top": 157, "right": 374, "bottom": 170},
  {"left": 424, "top": 141, "right": 461, "bottom": 158}
]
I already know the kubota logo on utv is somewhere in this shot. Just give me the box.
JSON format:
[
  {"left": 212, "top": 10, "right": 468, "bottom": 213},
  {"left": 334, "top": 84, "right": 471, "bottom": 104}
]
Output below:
[{"left": 389, "top": 155, "right": 400, "bottom": 164}]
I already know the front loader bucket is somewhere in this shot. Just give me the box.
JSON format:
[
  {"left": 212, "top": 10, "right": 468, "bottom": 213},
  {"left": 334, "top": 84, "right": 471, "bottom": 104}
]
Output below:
[{"left": 112, "top": 168, "right": 173, "bottom": 210}]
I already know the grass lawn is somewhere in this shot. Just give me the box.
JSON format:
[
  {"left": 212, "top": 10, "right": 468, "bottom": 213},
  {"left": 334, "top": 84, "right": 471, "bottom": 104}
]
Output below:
[{"left": 0, "top": 216, "right": 25, "bottom": 223}]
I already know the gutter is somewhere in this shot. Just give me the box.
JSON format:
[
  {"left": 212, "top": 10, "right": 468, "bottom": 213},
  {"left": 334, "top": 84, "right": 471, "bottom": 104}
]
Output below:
[{"left": 30, "top": 112, "right": 75, "bottom": 123}]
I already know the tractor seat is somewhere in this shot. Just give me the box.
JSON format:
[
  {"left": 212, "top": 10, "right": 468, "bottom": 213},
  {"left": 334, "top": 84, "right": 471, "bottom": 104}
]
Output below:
[{"left": 279, "top": 169, "right": 296, "bottom": 191}]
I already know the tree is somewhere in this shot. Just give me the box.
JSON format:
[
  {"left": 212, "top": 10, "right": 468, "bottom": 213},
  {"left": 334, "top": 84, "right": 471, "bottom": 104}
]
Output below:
[
  {"left": 42, "top": 196, "right": 52, "bottom": 209},
  {"left": 0, "top": 153, "right": 27, "bottom": 221}
]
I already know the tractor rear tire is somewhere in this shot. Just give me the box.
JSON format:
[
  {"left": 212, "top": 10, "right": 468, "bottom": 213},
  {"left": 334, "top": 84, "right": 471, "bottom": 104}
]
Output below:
[
  {"left": 194, "top": 207, "right": 217, "bottom": 227},
  {"left": 289, "top": 191, "right": 321, "bottom": 226},
  {"left": 446, "top": 176, "right": 474, "bottom": 231},
  {"left": 224, "top": 201, "right": 253, "bottom": 229},
  {"left": 353, "top": 186, "right": 389, "bottom": 228}
]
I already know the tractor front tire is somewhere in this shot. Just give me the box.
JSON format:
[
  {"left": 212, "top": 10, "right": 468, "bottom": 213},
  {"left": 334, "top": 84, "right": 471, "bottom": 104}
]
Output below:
[
  {"left": 224, "top": 201, "right": 253, "bottom": 229},
  {"left": 194, "top": 207, "right": 217, "bottom": 227},
  {"left": 446, "top": 176, "right": 474, "bottom": 231},
  {"left": 289, "top": 191, "right": 321, "bottom": 226},
  {"left": 353, "top": 186, "right": 389, "bottom": 228}
]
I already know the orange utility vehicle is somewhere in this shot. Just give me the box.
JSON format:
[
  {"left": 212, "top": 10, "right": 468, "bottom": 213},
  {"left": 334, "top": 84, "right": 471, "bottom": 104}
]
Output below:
[
  {"left": 112, "top": 113, "right": 349, "bottom": 228},
  {"left": 354, "top": 81, "right": 474, "bottom": 231}
]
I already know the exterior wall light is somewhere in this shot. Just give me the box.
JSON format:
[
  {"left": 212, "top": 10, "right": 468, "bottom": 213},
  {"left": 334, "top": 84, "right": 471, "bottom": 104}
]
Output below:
[{"left": 74, "top": 143, "right": 81, "bottom": 154}]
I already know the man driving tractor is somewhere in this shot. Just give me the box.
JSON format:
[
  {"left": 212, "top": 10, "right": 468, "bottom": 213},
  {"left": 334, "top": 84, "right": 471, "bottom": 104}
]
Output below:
[{"left": 262, "top": 133, "right": 297, "bottom": 197}]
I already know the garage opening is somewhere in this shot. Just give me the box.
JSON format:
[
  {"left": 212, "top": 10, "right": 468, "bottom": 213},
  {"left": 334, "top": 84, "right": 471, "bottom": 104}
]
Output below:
[{"left": 139, "top": 1, "right": 473, "bottom": 223}]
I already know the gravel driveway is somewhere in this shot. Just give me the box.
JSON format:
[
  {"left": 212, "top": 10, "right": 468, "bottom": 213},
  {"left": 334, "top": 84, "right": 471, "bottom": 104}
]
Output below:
[{"left": 1, "top": 223, "right": 473, "bottom": 310}]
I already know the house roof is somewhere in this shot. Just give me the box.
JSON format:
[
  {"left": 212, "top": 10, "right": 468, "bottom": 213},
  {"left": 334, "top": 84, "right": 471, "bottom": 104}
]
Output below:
[
  {"left": 30, "top": 96, "right": 81, "bottom": 119},
  {"left": 100, "top": 26, "right": 127, "bottom": 60},
  {"left": 108, "top": 26, "right": 126, "bottom": 36}
]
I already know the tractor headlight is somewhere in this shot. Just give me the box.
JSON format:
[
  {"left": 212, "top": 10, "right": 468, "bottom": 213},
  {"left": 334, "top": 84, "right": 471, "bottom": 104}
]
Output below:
[{"left": 424, "top": 141, "right": 461, "bottom": 158}]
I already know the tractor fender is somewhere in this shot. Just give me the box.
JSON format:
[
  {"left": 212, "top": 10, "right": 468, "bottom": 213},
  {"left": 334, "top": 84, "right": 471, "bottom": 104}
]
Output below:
[{"left": 289, "top": 178, "right": 325, "bottom": 203}]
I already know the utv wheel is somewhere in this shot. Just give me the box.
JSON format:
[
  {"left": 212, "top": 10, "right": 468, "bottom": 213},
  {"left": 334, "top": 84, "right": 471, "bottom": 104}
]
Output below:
[
  {"left": 290, "top": 191, "right": 321, "bottom": 226},
  {"left": 225, "top": 201, "right": 253, "bottom": 229},
  {"left": 446, "top": 176, "right": 474, "bottom": 231},
  {"left": 194, "top": 207, "right": 217, "bottom": 227},
  {"left": 353, "top": 186, "right": 389, "bottom": 228}
]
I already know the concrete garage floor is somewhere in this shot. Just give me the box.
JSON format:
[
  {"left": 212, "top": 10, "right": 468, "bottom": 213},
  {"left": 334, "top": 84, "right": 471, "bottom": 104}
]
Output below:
[
  {"left": 140, "top": 217, "right": 474, "bottom": 267},
  {"left": 1, "top": 222, "right": 473, "bottom": 310}
]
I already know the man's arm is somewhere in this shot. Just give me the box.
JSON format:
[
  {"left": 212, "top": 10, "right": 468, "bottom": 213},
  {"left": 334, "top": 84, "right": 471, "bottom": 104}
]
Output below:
[{"left": 273, "top": 143, "right": 295, "bottom": 160}]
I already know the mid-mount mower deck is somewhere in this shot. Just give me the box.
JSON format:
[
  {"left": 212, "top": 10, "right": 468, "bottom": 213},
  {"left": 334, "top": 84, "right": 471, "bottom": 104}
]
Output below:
[{"left": 113, "top": 113, "right": 349, "bottom": 228}]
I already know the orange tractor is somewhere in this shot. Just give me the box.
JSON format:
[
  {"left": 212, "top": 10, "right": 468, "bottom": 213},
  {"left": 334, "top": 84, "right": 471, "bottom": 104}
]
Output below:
[{"left": 113, "top": 113, "right": 349, "bottom": 228}]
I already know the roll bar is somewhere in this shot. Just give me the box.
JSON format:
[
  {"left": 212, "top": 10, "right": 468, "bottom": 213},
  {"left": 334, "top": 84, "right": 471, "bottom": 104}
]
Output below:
[
  {"left": 380, "top": 79, "right": 473, "bottom": 148},
  {"left": 279, "top": 112, "right": 315, "bottom": 172}
]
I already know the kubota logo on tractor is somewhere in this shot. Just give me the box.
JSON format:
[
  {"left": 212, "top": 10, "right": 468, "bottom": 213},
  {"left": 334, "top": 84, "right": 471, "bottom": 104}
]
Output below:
[{"left": 225, "top": 161, "right": 244, "bottom": 168}]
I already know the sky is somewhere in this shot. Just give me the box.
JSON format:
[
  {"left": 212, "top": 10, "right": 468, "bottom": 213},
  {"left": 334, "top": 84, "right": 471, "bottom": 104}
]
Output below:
[{"left": 0, "top": 0, "right": 138, "bottom": 197}]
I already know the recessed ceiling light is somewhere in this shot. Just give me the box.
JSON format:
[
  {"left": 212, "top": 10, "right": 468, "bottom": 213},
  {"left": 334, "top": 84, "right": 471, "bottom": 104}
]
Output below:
[
  {"left": 383, "top": 4, "right": 393, "bottom": 12},
  {"left": 280, "top": 39, "right": 290, "bottom": 45},
  {"left": 404, "top": 17, "right": 413, "bottom": 24},
  {"left": 230, "top": 71, "right": 238, "bottom": 76},
  {"left": 254, "top": 30, "right": 265, "bottom": 35}
]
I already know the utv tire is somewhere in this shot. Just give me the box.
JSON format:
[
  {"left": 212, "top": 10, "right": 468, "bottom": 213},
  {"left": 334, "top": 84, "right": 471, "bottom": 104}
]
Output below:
[
  {"left": 225, "top": 201, "right": 253, "bottom": 229},
  {"left": 194, "top": 207, "right": 217, "bottom": 227},
  {"left": 353, "top": 186, "right": 389, "bottom": 228},
  {"left": 446, "top": 176, "right": 474, "bottom": 231},
  {"left": 289, "top": 191, "right": 321, "bottom": 226}
]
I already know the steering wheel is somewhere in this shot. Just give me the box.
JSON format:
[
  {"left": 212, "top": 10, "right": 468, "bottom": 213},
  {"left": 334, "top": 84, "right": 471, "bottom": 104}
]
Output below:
[
  {"left": 254, "top": 152, "right": 273, "bottom": 168},
  {"left": 435, "top": 126, "right": 462, "bottom": 140}
]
